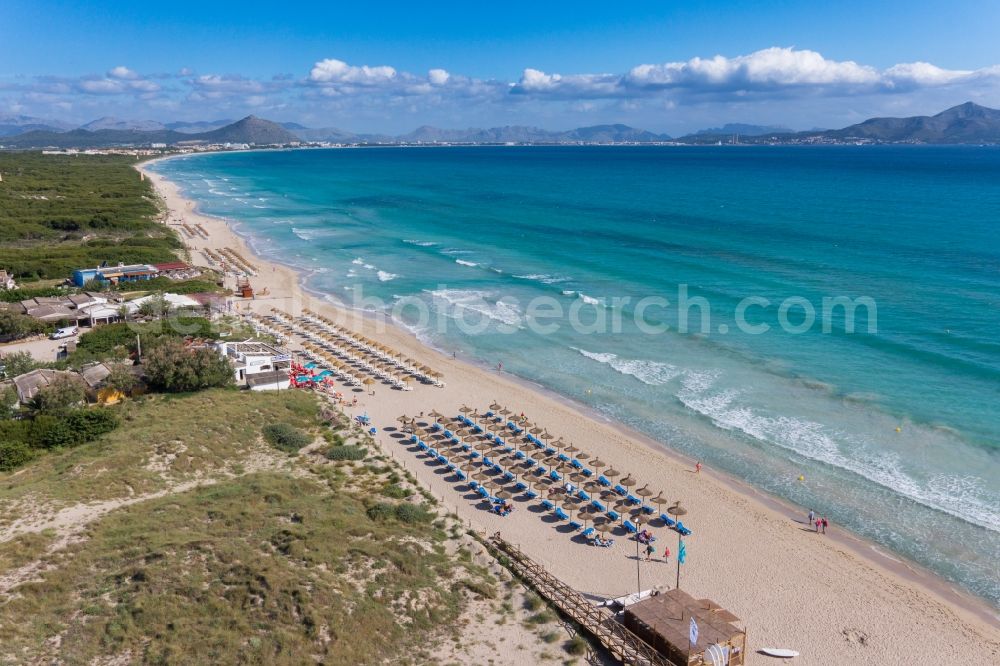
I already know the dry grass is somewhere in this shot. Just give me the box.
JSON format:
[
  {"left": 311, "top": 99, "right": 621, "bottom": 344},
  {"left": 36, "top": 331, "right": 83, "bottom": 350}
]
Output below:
[{"left": 0, "top": 390, "right": 495, "bottom": 664}]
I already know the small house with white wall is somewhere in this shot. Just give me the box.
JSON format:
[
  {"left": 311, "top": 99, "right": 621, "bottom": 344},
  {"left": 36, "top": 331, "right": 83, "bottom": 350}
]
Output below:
[{"left": 216, "top": 340, "right": 291, "bottom": 391}]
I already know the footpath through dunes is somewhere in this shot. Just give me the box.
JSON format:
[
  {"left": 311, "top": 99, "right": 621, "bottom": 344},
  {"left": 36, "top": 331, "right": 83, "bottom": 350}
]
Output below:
[{"left": 0, "top": 389, "right": 595, "bottom": 664}]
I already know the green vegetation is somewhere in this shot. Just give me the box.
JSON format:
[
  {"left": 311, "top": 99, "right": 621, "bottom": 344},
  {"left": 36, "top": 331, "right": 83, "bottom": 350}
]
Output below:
[
  {"left": 125, "top": 275, "right": 223, "bottom": 295},
  {"left": 0, "top": 284, "right": 69, "bottom": 303},
  {"left": 0, "top": 408, "right": 120, "bottom": 470},
  {"left": 366, "top": 501, "right": 433, "bottom": 524},
  {"left": 0, "top": 309, "right": 49, "bottom": 340},
  {"left": 566, "top": 635, "right": 589, "bottom": 656},
  {"left": 0, "top": 389, "right": 490, "bottom": 663},
  {"left": 142, "top": 338, "right": 234, "bottom": 393},
  {"left": 325, "top": 444, "right": 368, "bottom": 461},
  {"left": 0, "top": 153, "right": 181, "bottom": 280},
  {"left": 262, "top": 422, "right": 312, "bottom": 452}
]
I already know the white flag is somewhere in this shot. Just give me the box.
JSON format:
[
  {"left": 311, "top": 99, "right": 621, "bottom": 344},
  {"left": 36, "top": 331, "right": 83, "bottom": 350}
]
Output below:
[{"left": 689, "top": 616, "right": 699, "bottom": 646}]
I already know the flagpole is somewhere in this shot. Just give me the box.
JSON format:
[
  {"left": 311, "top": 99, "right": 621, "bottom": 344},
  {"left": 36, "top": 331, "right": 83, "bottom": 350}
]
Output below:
[{"left": 676, "top": 532, "right": 682, "bottom": 589}]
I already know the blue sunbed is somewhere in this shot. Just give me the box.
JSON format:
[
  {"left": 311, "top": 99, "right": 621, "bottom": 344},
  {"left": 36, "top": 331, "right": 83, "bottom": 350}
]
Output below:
[
  {"left": 576, "top": 490, "right": 590, "bottom": 501},
  {"left": 614, "top": 484, "right": 628, "bottom": 496},
  {"left": 554, "top": 508, "right": 570, "bottom": 521},
  {"left": 591, "top": 500, "right": 607, "bottom": 513},
  {"left": 513, "top": 481, "right": 528, "bottom": 492},
  {"left": 568, "top": 520, "right": 582, "bottom": 531},
  {"left": 524, "top": 489, "right": 539, "bottom": 499},
  {"left": 623, "top": 520, "right": 638, "bottom": 534},
  {"left": 598, "top": 475, "right": 612, "bottom": 487},
  {"left": 607, "top": 510, "right": 621, "bottom": 522},
  {"left": 540, "top": 499, "right": 555, "bottom": 510},
  {"left": 660, "top": 513, "right": 676, "bottom": 527},
  {"left": 626, "top": 494, "right": 641, "bottom": 505},
  {"left": 502, "top": 472, "right": 515, "bottom": 483},
  {"left": 475, "top": 486, "right": 491, "bottom": 500},
  {"left": 641, "top": 505, "right": 655, "bottom": 515},
  {"left": 581, "top": 527, "right": 595, "bottom": 539},
  {"left": 455, "top": 470, "right": 467, "bottom": 481}
]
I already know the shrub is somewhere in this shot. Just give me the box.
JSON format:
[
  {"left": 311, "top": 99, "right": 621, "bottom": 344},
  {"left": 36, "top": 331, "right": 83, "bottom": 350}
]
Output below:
[
  {"left": 566, "top": 635, "right": 588, "bottom": 656},
  {"left": 325, "top": 445, "right": 367, "bottom": 461},
  {"left": 366, "top": 503, "right": 396, "bottom": 522},
  {"left": 263, "top": 422, "right": 312, "bottom": 452},
  {"left": 365, "top": 502, "right": 432, "bottom": 524},
  {"left": 381, "top": 484, "right": 409, "bottom": 499},
  {"left": 0, "top": 310, "right": 50, "bottom": 340},
  {"left": 143, "top": 338, "right": 233, "bottom": 392},
  {"left": 35, "top": 409, "right": 119, "bottom": 449},
  {"left": 0, "top": 441, "right": 34, "bottom": 471},
  {"left": 0, "top": 351, "right": 39, "bottom": 379},
  {"left": 394, "top": 503, "right": 432, "bottom": 524},
  {"left": 106, "top": 364, "right": 137, "bottom": 395},
  {"left": 31, "top": 376, "right": 87, "bottom": 414}
]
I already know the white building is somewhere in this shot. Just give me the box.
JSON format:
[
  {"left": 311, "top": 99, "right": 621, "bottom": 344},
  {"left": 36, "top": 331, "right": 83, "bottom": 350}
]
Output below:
[{"left": 216, "top": 340, "right": 291, "bottom": 391}]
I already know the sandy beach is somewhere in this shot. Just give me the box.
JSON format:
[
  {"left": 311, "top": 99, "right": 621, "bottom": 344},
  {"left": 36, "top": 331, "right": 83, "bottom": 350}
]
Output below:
[{"left": 140, "top": 156, "right": 1000, "bottom": 665}]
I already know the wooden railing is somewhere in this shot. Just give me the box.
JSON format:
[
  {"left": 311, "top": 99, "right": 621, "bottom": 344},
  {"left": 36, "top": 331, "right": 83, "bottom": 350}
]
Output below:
[{"left": 488, "top": 534, "right": 681, "bottom": 666}]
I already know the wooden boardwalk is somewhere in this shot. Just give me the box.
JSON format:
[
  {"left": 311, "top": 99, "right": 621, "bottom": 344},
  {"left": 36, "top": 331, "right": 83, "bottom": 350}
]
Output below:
[{"left": 488, "top": 534, "right": 682, "bottom": 666}]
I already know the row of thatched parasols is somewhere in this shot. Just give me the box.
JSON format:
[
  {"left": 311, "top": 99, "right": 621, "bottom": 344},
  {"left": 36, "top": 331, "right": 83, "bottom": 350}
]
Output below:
[{"left": 398, "top": 406, "right": 688, "bottom": 533}]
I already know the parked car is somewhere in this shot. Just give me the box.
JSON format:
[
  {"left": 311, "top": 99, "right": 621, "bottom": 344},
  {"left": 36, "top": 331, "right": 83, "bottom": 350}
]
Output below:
[{"left": 50, "top": 326, "right": 79, "bottom": 340}]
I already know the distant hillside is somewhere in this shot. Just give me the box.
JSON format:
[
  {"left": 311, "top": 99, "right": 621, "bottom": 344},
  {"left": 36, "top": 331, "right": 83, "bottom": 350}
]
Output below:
[
  {"left": 676, "top": 102, "right": 1000, "bottom": 145},
  {"left": 1, "top": 128, "right": 185, "bottom": 148},
  {"left": 287, "top": 126, "right": 364, "bottom": 142},
  {"left": 79, "top": 117, "right": 166, "bottom": 132},
  {"left": 398, "top": 123, "right": 669, "bottom": 144},
  {"left": 0, "top": 115, "right": 72, "bottom": 137},
  {"left": 694, "top": 123, "right": 791, "bottom": 136},
  {"left": 822, "top": 102, "right": 1000, "bottom": 143},
  {"left": 194, "top": 115, "right": 297, "bottom": 144},
  {"left": 1, "top": 115, "right": 297, "bottom": 148},
  {"left": 165, "top": 119, "right": 233, "bottom": 133}
]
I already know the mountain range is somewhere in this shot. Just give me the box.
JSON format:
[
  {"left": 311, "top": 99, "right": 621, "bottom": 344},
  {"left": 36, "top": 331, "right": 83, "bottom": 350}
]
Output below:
[
  {"left": 2, "top": 102, "right": 999, "bottom": 148},
  {"left": 0, "top": 116, "right": 298, "bottom": 148},
  {"left": 677, "top": 102, "right": 1000, "bottom": 144}
]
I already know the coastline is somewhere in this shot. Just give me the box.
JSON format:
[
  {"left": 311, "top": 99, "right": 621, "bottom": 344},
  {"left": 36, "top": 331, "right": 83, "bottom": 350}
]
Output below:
[{"left": 139, "top": 154, "right": 1000, "bottom": 665}]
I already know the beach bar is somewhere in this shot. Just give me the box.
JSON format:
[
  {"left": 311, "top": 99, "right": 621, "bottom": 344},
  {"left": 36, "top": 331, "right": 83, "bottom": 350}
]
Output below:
[
  {"left": 72, "top": 263, "right": 159, "bottom": 287},
  {"left": 623, "top": 589, "right": 747, "bottom": 665}
]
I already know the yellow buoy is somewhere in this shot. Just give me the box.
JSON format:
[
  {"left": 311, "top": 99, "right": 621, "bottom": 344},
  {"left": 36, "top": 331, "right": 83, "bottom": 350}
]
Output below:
[
  {"left": 797, "top": 475, "right": 805, "bottom": 482},
  {"left": 895, "top": 427, "right": 902, "bottom": 433}
]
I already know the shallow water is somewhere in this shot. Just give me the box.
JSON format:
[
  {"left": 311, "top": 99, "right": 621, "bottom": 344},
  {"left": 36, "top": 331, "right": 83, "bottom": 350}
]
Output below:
[{"left": 154, "top": 145, "right": 1000, "bottom": 606}]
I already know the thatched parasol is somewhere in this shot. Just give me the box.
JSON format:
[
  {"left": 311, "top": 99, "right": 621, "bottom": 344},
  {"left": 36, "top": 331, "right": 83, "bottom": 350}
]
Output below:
[{"left": 620, "top": 474, "right": 637, "bottom": 489}]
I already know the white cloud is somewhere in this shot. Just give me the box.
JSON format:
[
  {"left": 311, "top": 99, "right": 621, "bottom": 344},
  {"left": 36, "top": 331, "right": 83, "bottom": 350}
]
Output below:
[
  {"left": 625, "top": 48, "right": 879, "bottom": 91},
  {"left": 883, "top": 62, "right": 973, "bottom": 88},
  {"left": 309, "top": 58, "right": 397, "bottom": 85},
  {"left": 78, "top": 79, "right": 126, "bottom": 94},
  {"left": 108, "top": 66, "right": 140, "bottom": 80},
  {"left": 428, "top": 68, "right": 450, "bottom": 85}
]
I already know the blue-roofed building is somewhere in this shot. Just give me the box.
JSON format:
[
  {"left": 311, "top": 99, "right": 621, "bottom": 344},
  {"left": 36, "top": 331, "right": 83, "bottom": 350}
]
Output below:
[{"left": 72, "top": 264, "right": 158, "bottom": 287}]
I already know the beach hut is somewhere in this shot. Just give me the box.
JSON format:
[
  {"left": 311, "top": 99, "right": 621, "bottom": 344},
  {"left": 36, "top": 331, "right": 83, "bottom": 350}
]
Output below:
[{"left": 623, "top": 589, "right": 747, "bottom": 665}]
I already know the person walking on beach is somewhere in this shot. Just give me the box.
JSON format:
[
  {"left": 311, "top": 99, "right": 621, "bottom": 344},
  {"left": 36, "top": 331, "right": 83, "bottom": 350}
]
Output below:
[
  {"left": 497, "top": 361, "right": 503, "bottom": 373},
  {"left": 808, "top": 509, "right": 815, "bottom": 526},
  {"left": 695, "top": 461, "right": 702, "bottom": 474},
  {"left": 815, "top": 518, "right": 822, "bottom": 533},
  {"left": 662, "top": 546, "right": 670, "bottom": 564},
  {"left": 821, "top": 517, "right": 828, "bottom": 534},
  {"left": 645, "top": 543, "right": 656, "bottom": 562}
]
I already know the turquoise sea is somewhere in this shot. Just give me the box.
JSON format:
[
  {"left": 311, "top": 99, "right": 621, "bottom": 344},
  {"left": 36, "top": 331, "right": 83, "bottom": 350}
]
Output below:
[{"left": 153, "top": 146, "right": 1000, "bottom": 607}]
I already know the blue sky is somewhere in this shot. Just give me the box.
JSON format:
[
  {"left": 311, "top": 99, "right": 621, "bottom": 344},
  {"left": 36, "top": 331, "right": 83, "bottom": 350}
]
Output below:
[{"left": 3, "top": 0, "right": 1000, "bottom": 133}]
